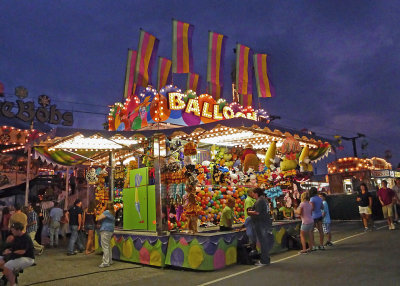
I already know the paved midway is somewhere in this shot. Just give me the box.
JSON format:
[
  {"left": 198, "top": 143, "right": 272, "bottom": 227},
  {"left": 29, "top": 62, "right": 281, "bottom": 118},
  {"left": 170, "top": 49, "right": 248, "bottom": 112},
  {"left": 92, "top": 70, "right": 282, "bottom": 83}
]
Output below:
[{"left": 18, "top": 221, "right": 399, "bottom": 286}]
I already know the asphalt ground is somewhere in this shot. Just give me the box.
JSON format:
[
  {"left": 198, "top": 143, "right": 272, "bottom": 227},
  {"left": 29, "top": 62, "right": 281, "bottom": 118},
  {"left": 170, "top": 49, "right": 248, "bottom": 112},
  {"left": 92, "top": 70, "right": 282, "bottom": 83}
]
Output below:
[{"left": 18, "top": 220, "right": 399, "bottom": 286}]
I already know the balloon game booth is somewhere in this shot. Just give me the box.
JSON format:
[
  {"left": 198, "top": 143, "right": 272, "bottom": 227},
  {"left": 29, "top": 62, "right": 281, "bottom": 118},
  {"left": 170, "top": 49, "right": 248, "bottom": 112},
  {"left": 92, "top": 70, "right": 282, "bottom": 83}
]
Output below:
[{"left": 31, "top": 86, "right": 333, "bottom": 270}]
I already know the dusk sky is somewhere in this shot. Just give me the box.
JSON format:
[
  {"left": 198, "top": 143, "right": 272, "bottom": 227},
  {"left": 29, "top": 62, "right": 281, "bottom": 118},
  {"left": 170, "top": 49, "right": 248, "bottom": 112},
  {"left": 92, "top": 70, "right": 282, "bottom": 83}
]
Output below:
[{"left": 1, "top": 1, "right": 399, "bottom": 170}]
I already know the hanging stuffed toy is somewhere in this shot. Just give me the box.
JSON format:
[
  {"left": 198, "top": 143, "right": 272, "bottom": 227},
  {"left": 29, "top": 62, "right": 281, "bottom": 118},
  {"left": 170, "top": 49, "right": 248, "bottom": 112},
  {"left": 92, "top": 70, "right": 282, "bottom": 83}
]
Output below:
[
  {"left": 280, "top": 136, "right": 301, "bottom": 171},
  {"left": 241, "top": 144, "right": 260, "bottom": 173},
  {"left": 184, "top": 193, "right": 202, "bottom": 234},
  {"left": 264, "top": 141, "right": 277, "bottom": 169},
  {"left": 299, "top": 145, "right": 313, "bottom": 172}
]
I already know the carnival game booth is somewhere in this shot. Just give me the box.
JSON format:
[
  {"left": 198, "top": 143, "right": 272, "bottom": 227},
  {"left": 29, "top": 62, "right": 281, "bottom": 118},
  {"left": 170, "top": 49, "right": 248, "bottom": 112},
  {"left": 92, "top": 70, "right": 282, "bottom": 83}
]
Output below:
[
  {"left": 30, "top": 115, "right": 333, "bottom": 270},
  {"left": 29, "top": 81, "right": 334, "bottom": 270},
  {"left": 327, "top": 157, "right": 395, "bottom": 194}
]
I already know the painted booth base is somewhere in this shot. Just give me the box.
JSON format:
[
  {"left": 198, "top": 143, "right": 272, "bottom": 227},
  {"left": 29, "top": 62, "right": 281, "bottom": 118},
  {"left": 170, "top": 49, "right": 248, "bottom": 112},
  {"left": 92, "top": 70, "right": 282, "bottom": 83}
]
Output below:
[
  {"left": 95, "top": 220, "right": 300, "bottom": 270},
  {"left": 95, "top": 231, "right": 169, "bottom": 267}
]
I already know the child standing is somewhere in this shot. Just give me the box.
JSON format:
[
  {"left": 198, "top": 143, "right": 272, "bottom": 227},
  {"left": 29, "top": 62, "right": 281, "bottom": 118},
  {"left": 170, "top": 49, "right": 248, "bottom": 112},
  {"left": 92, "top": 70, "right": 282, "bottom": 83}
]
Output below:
[
  {"left": 296, "top": 192, "right": 314, "bottom": 254},
  {"left": 220, "top": 197, "right": 236, "bottom": 231},
  {"left": 319, "top": 193, "right": 333, "bottom": 246}
]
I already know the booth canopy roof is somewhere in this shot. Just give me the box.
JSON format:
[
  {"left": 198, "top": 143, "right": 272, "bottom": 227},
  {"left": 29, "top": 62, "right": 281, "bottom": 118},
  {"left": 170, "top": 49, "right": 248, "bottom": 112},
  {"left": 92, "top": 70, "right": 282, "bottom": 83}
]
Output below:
[
  {"left": 31, "top": 118, "right": 335, "bottom": 166},
  {"left": 34, "top": 118, "right": 335, "bottom": 144}
]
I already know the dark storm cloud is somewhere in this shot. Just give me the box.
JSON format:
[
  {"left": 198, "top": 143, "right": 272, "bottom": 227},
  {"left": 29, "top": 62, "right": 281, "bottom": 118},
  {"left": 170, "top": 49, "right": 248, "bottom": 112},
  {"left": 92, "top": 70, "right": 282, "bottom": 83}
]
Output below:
[{"left": 1, "top": 0, "right": 399, "bottom": 165}]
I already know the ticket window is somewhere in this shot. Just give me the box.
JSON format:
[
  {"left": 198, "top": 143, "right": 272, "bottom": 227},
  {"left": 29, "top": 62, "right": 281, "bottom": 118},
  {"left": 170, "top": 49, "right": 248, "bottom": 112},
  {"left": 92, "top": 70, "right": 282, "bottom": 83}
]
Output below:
[{"left": 343, "top": 179, "right": 353, "bottom": 194}]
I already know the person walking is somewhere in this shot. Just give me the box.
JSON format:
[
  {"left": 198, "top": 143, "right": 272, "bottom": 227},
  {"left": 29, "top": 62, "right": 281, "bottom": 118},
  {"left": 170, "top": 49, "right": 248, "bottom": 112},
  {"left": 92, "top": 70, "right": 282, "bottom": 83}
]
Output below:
[
  {"left": 66, "top": 199, "right": 85, "bottom": 255},
  {"left": 392, "top": 178, "right": 400, "bottom": 223},
  {"left": 377, "top": 180, "right": 396, "bottom": 230},
  {"left": 25, "top": 205, "right": 44, "bottom": 255},
  {"left": 309, "top": 187, "right": 325, "bottom": 250},
  {"left": 1, "top": 207, "right": 11, "bottom": 242},
  {"left": 49, "top": 202, "right": 63, "bottom": 248},
  {"left": 297, "top": 192, "right": 314, "bottom": 254},
  {"left": 319, "top": 192, "right": 333, "bottom": 246},
  {"left": 96, "top": 201, "right": 115, "bottom": 268},
  {"left": 60, "top": 210, "right": 69, "bottom": 241},
  {"left": 247, "top": 188, "right": 273, "bottom": 266},
  {"left": 356, "top": 183, "right": 374, "bottom": 231},
  {"left": 83, "top": 201, "right": 96, "bottom": 255}
]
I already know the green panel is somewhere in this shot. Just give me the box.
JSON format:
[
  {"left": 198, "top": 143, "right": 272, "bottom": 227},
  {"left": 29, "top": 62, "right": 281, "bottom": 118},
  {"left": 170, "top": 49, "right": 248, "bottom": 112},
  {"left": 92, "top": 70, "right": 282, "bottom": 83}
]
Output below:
[
  {"left": 123, "top": 186, "right": 148, "bottom": 230},
  {"left": 129, "top": 167, "right": 148, "bottom": 187},
  {"left": 147, "top": 185, "right": 156, "bottom": 232}
]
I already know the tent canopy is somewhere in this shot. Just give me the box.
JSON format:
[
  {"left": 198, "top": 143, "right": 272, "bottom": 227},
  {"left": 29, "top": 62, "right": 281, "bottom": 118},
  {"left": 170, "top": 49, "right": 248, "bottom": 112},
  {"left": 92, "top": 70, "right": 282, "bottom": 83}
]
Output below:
[{"left": 30, "top": 118, "right": 335, "bottom": 166}]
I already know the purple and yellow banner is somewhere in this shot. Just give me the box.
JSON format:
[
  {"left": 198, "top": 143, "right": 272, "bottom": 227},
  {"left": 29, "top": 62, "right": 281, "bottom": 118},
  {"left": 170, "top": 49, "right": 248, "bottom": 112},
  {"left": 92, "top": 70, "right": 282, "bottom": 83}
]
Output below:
[
  {"left": 254, "top": 53, "right": 275, "bottom": 98},
  {"left": 186, "top": 73, "right": 200, "bottom": 94},
  {"left": 123, "top": 50, "right": 137, "bottom": 98},
  {"left": 157, "top": 57, "right": 172, "bottom": 91},
  {"left": 172, "top": 20, "right": 194, "bottom": 73},
  {"left": 207, "top": 81, "right": 223, "bottom": 100},
  {"left": 135, "top": 30, "right": 159, "bottom": 88},
  {"left": 207, "top": 31, "right": 227, "bottom": 89},
  {"left": 235, "top": 44, "right": 253, "bottom": 106}
]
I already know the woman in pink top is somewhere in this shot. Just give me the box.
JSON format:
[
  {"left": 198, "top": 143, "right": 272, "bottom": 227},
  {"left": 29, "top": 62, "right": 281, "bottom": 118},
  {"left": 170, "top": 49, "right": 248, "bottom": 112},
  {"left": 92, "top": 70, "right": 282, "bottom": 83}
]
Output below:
[{"left": 296, "top": 192, "right": 314, "bottom": 254}]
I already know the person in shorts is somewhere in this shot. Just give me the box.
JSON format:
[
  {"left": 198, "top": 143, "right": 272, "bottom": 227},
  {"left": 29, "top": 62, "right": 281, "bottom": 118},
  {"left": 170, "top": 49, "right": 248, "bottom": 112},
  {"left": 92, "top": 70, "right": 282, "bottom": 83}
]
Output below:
[
  {"left": 296, "top": 192, "right": 314, "bottom": 254},
  {"left": 356, "top": 183, "right": 373, "bottom": 231},
  {"left": 392, "top": 178, "right": 400, "bottom": 223},
  {"left": 309, "top": 187, "right": 324, "bottom": 250},
  {"left": 319, "top": 193, "right": 333, "bottom": 246},
  {"left": 0, "top": 222, "right": 35, "bottom": 286},
  {"left": 377, "top": 180, "right": 396, "bottom": 230}
]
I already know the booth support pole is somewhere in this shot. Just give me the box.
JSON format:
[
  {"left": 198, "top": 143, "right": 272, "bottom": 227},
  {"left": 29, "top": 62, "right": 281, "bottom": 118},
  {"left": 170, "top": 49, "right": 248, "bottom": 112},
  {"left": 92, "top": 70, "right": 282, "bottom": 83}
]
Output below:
[
  {"left": 65, "top": 167, "right": 70, "bottom": 210},
  {"left": 24, "top": 146, "right": 32, "bottom": 206},
  {"left": 154, "top": 134, "right": 166, "bottom": 235},
  {"left": 86, "top": 180, "right": 90, "bottom": 208},
  {"left": 109, "top": 151, "right": 115, "bottom": 202}
]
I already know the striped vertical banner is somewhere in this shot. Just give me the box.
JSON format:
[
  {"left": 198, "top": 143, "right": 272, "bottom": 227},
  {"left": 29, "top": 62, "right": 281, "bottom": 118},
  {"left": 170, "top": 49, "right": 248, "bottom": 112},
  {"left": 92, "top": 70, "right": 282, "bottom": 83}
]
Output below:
[
  {"left": 172, "top": 19, "right": 194, "bottom": 73},
  {"left": 207, "top": 31, "right": 227, "bottom": 89},
  {"left": 235, "top": 44, "right": 253, "bottom": 106},
  {"left": 238, "top": 93, "right": 252, "bottom": 106},
  {"left": 134, "top": 30, "right": 159, "bottom": 88},
  {"left": 156, "top": 57, "right": 172, "bottom": 90},
  {"left": 186, "top": 73, "right": 201, "bottom": 93},
  {"left": 207, "top": 82, "right": 223, "bottom": 100},
  {"left": 254, "top": 53, "right": 276, "bottom": 98},
  {"left": 123, "top": 50, "right": 137, "bottom": 98}
]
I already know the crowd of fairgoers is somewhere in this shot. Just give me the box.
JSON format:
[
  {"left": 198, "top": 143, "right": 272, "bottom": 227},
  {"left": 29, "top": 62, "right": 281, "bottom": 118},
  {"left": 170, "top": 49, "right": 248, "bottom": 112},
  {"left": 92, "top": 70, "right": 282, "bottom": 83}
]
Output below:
[{"left": 0, "top": 178, "right": 398, "bottom": 285}]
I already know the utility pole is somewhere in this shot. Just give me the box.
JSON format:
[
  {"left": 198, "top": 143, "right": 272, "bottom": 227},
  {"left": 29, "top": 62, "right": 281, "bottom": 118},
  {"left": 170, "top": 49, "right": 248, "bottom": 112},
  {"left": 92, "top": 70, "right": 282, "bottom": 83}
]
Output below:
[{"left": 342, "top": 133, "right": 365, "bottom": 157}]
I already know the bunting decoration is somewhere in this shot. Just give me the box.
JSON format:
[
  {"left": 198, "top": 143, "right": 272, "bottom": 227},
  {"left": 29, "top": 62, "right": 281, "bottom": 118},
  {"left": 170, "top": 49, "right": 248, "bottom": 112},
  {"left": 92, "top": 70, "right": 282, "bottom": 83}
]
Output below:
[
  {"left": 186, "top": 73, "right": 200, "bottom": 93},
  {"left": 123, "top": 50, "right": 137, "bottom": 98},
  {"left": 207, "top": 31, "right": 227, "bottom": 90},
  {"left": 172, "top": 19, "right": 194, "bottom": 73},
  {"left": 235, "top": 44, "right": 253, "bottom": 106},
  {"left": 253, "top": 53, "right": 275, "bottom": 98},
  {"left": 157, "top": 57, "right": 172, "bottom": 91},
  {"left": 134, "top": 30, "right": 159, "bottom": 88},
  {"left": 207, "top": 82, "right": 223, "bottom": 100}
]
